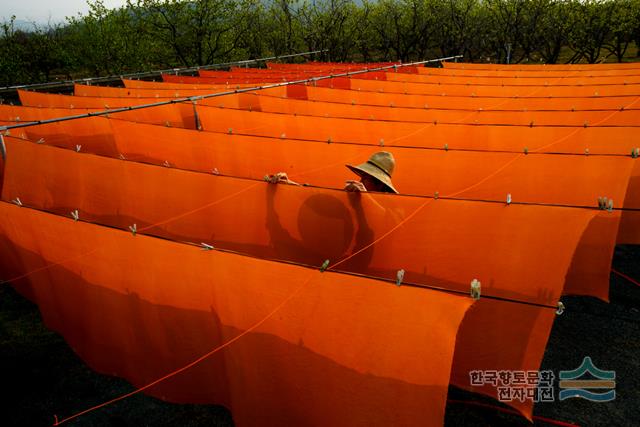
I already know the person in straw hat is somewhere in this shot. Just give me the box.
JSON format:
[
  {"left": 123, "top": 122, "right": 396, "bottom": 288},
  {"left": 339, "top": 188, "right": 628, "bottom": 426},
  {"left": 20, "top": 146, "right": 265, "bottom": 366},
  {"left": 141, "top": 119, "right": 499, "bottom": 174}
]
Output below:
[{"left": 268, "top": 151, "right": 398, "bottom": 193}]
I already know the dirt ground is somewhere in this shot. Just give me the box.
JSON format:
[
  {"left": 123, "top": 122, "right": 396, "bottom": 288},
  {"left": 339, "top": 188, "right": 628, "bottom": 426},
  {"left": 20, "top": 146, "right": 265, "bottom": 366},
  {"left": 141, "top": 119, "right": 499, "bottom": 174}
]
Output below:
[{"left": 1, "top": 245, "right": 638, "bottom": 427}]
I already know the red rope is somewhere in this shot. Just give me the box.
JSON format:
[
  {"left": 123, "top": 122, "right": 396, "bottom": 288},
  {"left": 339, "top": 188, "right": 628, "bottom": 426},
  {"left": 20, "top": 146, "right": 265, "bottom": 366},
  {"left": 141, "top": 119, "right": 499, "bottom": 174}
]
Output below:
[
  {"left": 611, "top": 268, "right": 640, "bottom": 288},
  {"left": 447, "top": 399, "right": 579, "bottom": 426}
]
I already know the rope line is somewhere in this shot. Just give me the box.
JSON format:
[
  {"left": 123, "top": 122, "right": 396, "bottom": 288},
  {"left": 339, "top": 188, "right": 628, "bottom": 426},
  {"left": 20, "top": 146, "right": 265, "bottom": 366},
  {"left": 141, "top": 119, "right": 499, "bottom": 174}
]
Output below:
[
  {"left": 611, "top": 268, "right": 640, "bottom": 288},
  {"left": 0, "top": 55, "right": 463, "bottom": 133},
  {"left": 0, "top": 50, "right": 327, "bottom": 92},
  {"left": 52, "top": 273, "right": 316, "bottom": 426},
  {"left": 446, "top": 399, "right": 580, "bottom": 427}
]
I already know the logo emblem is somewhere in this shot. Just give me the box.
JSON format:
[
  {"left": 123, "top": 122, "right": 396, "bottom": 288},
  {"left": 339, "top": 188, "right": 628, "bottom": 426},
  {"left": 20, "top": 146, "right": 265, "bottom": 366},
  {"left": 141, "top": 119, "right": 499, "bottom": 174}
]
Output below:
[{"left": 559, "top": 357, "right": 615, "bottom": 402}]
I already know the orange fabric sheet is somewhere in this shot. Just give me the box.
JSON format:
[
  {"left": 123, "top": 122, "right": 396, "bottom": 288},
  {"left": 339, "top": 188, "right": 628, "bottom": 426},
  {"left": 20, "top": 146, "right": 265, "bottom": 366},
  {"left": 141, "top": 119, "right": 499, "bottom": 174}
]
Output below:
[
  {"left": 0, "top": 202, "right": 473, "bottom": 426},
  {"left": 164, "top": 74, "right": 640, "bottom": 97},
  {"left": 0, "top": 138, "right": 599, "bottom": 419},
  {"left": 90, "top": 81, "right": 640, "bottom": 112},
  {"left": 416, "top": 66, "right": 640, "bottom": 78},
  {"left": 384, "top": 71, "right": 640, "bottom": 86},
  {"left": 20, "top": 90, "right": 640, "bottom": 127},
  {"left": 443, "top": 61, "right": 640, "bottom": 71},
  {"left": 0, "top": 103, "right": 197, "bottom": 130}
]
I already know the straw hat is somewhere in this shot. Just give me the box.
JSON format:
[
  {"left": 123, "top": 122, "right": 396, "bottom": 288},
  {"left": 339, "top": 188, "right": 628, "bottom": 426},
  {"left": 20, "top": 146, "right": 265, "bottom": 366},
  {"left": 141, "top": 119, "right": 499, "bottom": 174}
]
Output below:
[{"left": 346, "top": 151, "right": 398, "bottom": 193}]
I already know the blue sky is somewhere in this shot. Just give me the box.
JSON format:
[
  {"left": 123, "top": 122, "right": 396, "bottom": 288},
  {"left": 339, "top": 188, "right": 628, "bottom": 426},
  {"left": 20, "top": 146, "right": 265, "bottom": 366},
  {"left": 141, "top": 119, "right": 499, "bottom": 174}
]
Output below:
[{"left": 1, "top": 0, "right": 128, "bottom": 24}]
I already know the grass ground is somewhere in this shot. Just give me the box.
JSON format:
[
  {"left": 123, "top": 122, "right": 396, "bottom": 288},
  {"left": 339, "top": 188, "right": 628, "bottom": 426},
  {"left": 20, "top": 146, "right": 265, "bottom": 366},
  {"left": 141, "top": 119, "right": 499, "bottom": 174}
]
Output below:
[{"left": 1, "top": 245, "right": 639, "bottom": 426}]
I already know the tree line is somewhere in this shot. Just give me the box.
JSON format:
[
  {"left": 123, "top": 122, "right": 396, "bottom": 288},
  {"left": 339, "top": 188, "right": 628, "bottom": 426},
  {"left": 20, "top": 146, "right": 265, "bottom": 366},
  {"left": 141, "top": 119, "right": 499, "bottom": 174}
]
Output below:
[{"left": 1, "top": 0, "right": 639, "bottom": 86}]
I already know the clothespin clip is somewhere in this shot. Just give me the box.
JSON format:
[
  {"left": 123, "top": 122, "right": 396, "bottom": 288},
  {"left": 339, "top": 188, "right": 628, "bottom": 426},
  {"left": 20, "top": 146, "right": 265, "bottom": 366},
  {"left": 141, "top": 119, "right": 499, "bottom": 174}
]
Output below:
[
  {"left": 15, "top": 116, "right": 20, "bottom": 122},
  {"left": 119, "top": 153, "right": 126, "bottom": 160},
  {"left": 69, "top": 104, "right": 74, "bottom": 108},
  {"left": 4, "top": 129, "right": 10, "bottom": 136},
  {"left": 379, "top": 138, "right": 384, "bottom": 147},
  {"left": 320, "top": 259, "right": 330, "bottom": 272},
  {"left": 163, "top": 160, "right": 171, "bottom": 167},
  {"left": 506, "top": 193, "right": 512, "bottom": 205},
  {"left": 280, "top": 133, "right": 286, "bottom": 139},
  {"left": 12, "top": 197, "right": 22, "bottom": 207},
  {"left": 327, "top": 137, "right": 332, "bottom": 144},
  {"left": 36, "top": 138, "right": 45, "bottom": 144},
  {"left": 433, "top": 119, "right": 438, "bottom": 125},
  {"left": 556, "top": 301, "right": 565, "bottom": 315},
  {"left": 71, "top": 210, "right": 79, "bottom": 222},
  {"left": 396, "top": 269, "right": 405, "bottom": 286},
  {"left": 584, "top": 148, "right": 590, "bottom": 156},
  {"left": 583, "top": 121, "right": 588, "bottom": 128},
  {"left": 444, "top": 143, "right": 448, "bottom": 151},
  {"left": 389, "top": 102, "right": 395, "bottom": 108},
  {"left": 597, "top": 196, "right": 606, "bottom": 210},
  {"left": 529, "top": 121, "right": 534, "bottom": 128},
  {"left": 165, "top": 121, "right": 171, "bottom": 127},
  {"left": 200, "top": 243, "right": 214, "bottom": 251},
  {"left": 470, "top": 279, "right": 481, "bottom": 300},
  {"left": 631, "top": 148, "right": 639, "bottom": 159},
  {"left": 523, "top": 147, "right": 528, "bottom": 155},
  {"left": 434, "top": 191, "right": 439, "bottom": 200},
  {"left": 212, "top": 168, "right": 219, "bottom": 175},
  {"left": 75, "top": 145, "right": 81, "bottom": 152},
  {"left": 607, "top": 199, "right": 614, "bottom": 212},
  {"left": 129, "top": 224, "right": 137, "bottom": 236},
  {"left": 228, "top": 128, "right": 233, "bottom": 134}
]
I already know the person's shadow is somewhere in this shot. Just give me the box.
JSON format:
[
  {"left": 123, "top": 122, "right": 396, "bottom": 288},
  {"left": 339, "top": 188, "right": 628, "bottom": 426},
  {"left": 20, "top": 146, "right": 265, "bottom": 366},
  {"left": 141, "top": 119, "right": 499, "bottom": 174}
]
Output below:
[{"left": 265, "top": 185, "right": 375, "bottom": 271}]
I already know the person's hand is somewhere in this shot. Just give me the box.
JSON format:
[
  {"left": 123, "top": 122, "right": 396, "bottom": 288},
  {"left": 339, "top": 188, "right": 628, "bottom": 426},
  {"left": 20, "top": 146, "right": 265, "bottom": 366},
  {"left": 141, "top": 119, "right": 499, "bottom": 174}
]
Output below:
[
  {"left": 344, "top": 180, "right": 367, "bottom": 192},
  {"left": 266, "top": 172, "right": 299, "bottom": 186}
]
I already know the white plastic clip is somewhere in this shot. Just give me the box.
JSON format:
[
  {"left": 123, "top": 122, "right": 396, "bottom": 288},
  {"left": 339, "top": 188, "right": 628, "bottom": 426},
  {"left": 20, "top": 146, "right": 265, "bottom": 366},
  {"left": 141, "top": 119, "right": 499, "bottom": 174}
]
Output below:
[
  {"left": 434, "top": 191, "right": 439, "bottom": 200},
  {"left": 524, "top": 147, "right": 528, "bottom": 155},
  {"left": 119, "top": 153, "right": 126, "bottom": 160},
  {"left": 228, "top": 128, "right": 233, "bottom": 134},
  {"left": 585, "top": 148, "right": 590, "bottom": 156},
  {"left": 163, "top": 160, "right": 171, "bottom": 167},
  {"left": 75, "top": 145, "right": 81, "bottom": 152},
  {"left": 556, "top": 301, "right": 565, "bottom": 315},
  {"left": 200, "top": 243, "right": 214, "bottom": 251},
  {"left": 379, "top": 138, "right": 384, "bottom": 147},
  {"left": 71, "top": 210, "right": 79, "bottom": 222},
  {"left": 36, "top": 138, "right": 45, "bottom": 144},
  {"left": 607, "top": 199, "right": 614, "bottom": 212},
  {"left": 327, "top": 137, "right": 332, "bottom": 144},
  {"left": 597, "top": 196, "right": 606, "bottom": 210},
  {"left": 320, "top": 259, "right": 330, "bottom": 272},
  {"left": 165, "top": 121, "right": 171, "bottom": 127},
  {"left": 129, "top": 224, "right": 137, "bottom": 236},
  {"left": 631, "top": 148, "right": 640, "bottom": 159},
  {"left": 280, "top": 133, "right": 286, "bottom": 139},
  {"left": 470, "top": 279, "right": 481, "bottom": 300},
  {"left": 506, "top": 193, "right": 512, "bottom": 205},
  {"left": 212, "top": 168, "right": 219, "bottom": 175},
  {"left": 396, "top": 269, "right": 405, "bottom": 286},
  {"left": 12, "top": 197, "right": 22, "bottom": 207},
  {"left": 444, "top": 143, "right": 448, "bottom": 151}
]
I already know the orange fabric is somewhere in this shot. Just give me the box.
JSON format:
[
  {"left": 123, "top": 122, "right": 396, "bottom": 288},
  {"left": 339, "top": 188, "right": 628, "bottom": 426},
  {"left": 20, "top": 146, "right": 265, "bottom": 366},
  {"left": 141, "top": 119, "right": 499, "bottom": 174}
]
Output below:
[
  {"left": 416, "top": 65, "right": 640, "bottom": 78},
  {"left": 0, "top": 202, "right": 473, "bottom": 426},
  {"left": 443, "top": 61, "right": 640, "bottom": 71},
  {"left": 79, "top": 81, "right": 640, "bottom": 112},
  {"left": 1, "top": 138, "right": 600, "bottom": 419},
  {"left": 166, "top": 73, "right": 640, "bottom": 97},
  {"left": 23, "top": 90, "right": 640, "bottom": 127},
  {"left": 0, "top": 103, "right": 196, "bottom": 130}
]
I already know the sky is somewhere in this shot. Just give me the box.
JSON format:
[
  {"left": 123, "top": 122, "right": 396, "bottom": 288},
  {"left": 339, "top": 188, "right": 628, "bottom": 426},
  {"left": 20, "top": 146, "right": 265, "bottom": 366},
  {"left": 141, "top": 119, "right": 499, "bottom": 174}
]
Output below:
[{"left": 1, "top": 0, "right": 129, "bottom": 25}]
